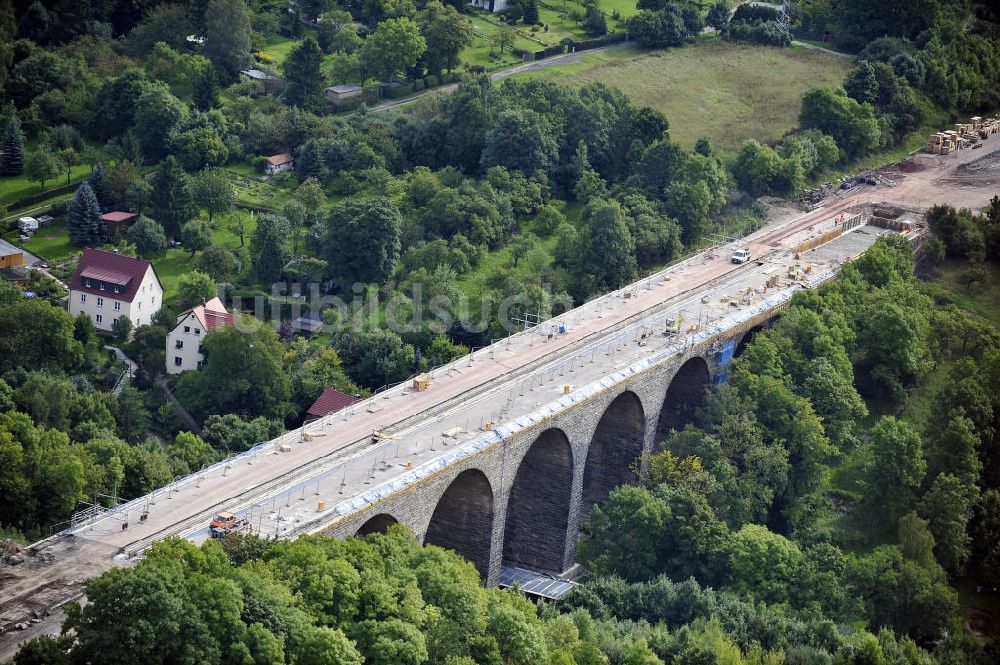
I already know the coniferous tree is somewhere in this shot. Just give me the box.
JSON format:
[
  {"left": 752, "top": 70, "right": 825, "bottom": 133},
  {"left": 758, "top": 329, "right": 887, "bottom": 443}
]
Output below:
[
  {"left": 150, "top": 156, "right": 195, "bottom": 240},
  {"left": 0, "top": 108, "right": 25, "bottom": 176},
  {"left": 87, "top": 162, "right": 105, "bottom": 205},
  {"left": 68, "top": 181, "right": 104, "bottom": 246},
  {"left": 192, "top": 66, "right": 218, "bottom": 111},
  {"left": 523, "top": 0, "right": 540, "bottom": 25}
]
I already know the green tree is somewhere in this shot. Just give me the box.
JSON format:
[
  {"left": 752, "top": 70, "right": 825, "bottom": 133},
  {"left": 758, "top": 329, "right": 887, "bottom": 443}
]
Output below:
[
  {"left": 707, "top": 1, "right": 729, "bottom": 31},
  {"left": 283, "top": 37, "right": 326, "bottom": 111},
  {"left": 180, "top": 220, "right": 213, "bottom": 257},
  {"left": 168, "top": 431, "right": 217, "bottom": 474},
  {"left": 150, "top": 156, "right": 195, "bottom": 239},
  {"left": 322, "top": 198, "right": 401, "bottom": 285},
  {"left": 177, "top": 322, "right": 291, "bottom": 419},
  {"left": 727, "top": 524, "right": 804, "bottom": 605},
  {"left": 197, "top": 245, "right": 240, "bottom": 282},
  {"left": 251, "top": 214, "right": 290, "bottom": 285},
  {"left": 204, "top": 0, "right": 253, "bottom": 79},
  {"left": 584, "top": 200, "right": 637, "bottom": 292},
  {"left": 523, "top": 0, "right": 539, "bottom": 25},
  {"left": 898, "top": 511, "right": 937, "bottom": 570},
  {"left": 112, "top": 316, "right": 133, "bottom": 342},
  {"left": 799, "top": 88, "right": 880, "bottom": 159},
  {"left": 481, "top": 109, "right": 558, "bottom": 176},
  {"left": 67, "top": 181, "right": 103, "bottom": 246},
  {"left": 919, "top": 473, "right": 972, "bottom": 576},
  {"left": 360, "top": 18, "right": 427, "bottom": 83},
  {"left": 176, "top": 270, "right": 216, "bottom": 309},
  {"left": 420, "top": 2, "right": 474, "bottom": 75},
  {"left": 192, "top": 168, "right": 235, "bottom": 222},
  {"left": 863, "top": 416, "right": 926, "bottom": 535},
  {"left": 334, "top": 329, "right": 416, "bottom": 389},
  {"left": 494, "top": 23, "right": 517, "bottom": 54},
  {"left": 24, "top": 150, "right": 61, "bottom": 192},
  {"left": 192, "top": 63, "right": 218, "bottom": 111},
  {"left": 0, "top": 109, "right": 24, "bottom": 176},
  {"left": 126, "top": 215, "right": 167, "bottom": 258},
  {"left": 135, "top": 82, "right": 185, "bottom": 161}
]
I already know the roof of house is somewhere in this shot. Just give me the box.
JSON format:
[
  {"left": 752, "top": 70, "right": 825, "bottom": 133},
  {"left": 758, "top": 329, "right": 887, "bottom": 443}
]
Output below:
[
  {"left": 306, "top": 388, "right": 361, "bottom": 420},
  {"left": 0, "top": 238, "right": 23, "bottom": 258},
  {"left": 176, "top": 296, "right": 234, "bottom": 333},
  {"left": 267, "top": 153, "right": 294, "bottom": 166},
  {"left": 100, "top": 211, "right": 139, "bottom": 223},
  {"left": 241, "top": 69, "right": 277, "bottom": 80},
  {"left": 70, "top": 248, "right": 158, "bottom": 303},
  {"left": 326, "top": 84, "right": 362, "bottom": 94}
]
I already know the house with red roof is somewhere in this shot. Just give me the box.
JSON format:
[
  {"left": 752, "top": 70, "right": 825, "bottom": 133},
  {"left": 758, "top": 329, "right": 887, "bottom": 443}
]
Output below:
[
  {"left": 68, "top": 248, "right": 162, "bottom": 333},
  {"left": 165, "top": 296, "right": 235, "bottom": 374},
  {"left": 305, "top": 388, "right": 361, "bottom": 423},
  {"left": 265, "top": 153, "right": 294, "bottom": 175}
]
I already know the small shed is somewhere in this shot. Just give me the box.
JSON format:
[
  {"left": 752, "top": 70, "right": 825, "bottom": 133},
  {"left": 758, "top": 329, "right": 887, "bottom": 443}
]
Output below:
[
  {"left": 305, "top": 388, "right": 362, "bottom": 423},
  {"left": 36, "top": 214, "right": 54, "bottom": 227},
  {"left": 289, "top": 316, "right": 323, "bottom": 335},
  {"left": 265, "top": 153, "right": 294, "bottom": 175},
  {"left": 0, "top": 238, "right": 25, "bottom": 269},
  {"left": 100, "top": 211, "right": 139, "bottom": 238},
  {"left": 325, "top": 84, "right": 363, "bottom": 103},
  {"left": 240, "top": 69, "right": 281, "bottom": 95}
]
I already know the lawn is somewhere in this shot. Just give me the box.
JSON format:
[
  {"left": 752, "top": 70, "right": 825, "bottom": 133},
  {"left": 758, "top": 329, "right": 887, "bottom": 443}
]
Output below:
[
  {"left": 515, "top": 40, "right": 854, "bottom": 152},
  {"left": 464, "top": 14, "right": 541, "bottom": 69},
  {"left": 0, "top": 162, "right": 96, "bottom": 207},
  {"left": 3, "top": 226, "right": 76, "bottom": 264}
]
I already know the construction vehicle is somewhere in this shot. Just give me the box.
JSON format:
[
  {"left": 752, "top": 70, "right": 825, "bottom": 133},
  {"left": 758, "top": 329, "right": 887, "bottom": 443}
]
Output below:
[
  {"left": 209, "top": 511, "right": 248, "bottom": 538},
  {"left": 730, "top": 249, "right": 752, "bottom": 264},
  {"left": 664, "top": 314, "right": 683, "bottom": 336}
]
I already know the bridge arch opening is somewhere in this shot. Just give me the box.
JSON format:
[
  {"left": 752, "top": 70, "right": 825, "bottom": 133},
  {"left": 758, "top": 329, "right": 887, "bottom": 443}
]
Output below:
[
  {"left": 735, "top": 324, "right": 766, "bottom": 358},
  {"left": 655, "top": 357, "right": 710, "bottom": 443},
  {"left": 503, "top": 428, "right": 573, "bottom": 573},
  {"left": 424, "top": 469, "right": 494, "bottom": 579},
  {"left": 582, "top": 391, "right": 646, "bottom": 517},
  {"left": 355, "top": 513, "right": 398, "bottom": 537}
]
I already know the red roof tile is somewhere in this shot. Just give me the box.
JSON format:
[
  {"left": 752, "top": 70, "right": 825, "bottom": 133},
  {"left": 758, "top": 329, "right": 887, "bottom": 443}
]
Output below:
[
  {"left": 181, "top": 297, "right": 235, "bottom": 332},
  {"left": 100, "top": 211, "right": 139, "bottom": 223},
  {"left": 70, "top": 248, "right": 158, "bottom": 304},
  {"left": 305, "top": 388, "right": 361, "bottom": 421},
  {"left": 267, "top": 153, "right": 293, "bottom": 166}
]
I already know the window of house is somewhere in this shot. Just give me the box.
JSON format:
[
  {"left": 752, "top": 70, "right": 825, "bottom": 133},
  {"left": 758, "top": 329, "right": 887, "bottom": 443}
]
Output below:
[
  {"left": 175, "top": 357, "right": 183, "bottom": 366},
  {"left": 194, "top": 328, "right": 200, "bottom": 335},
  {"left": 175, "top": 340, "right": 183, "bottom": 349},
  {"left": 184, "top": 326, "right": 190, "bottom": 333},
  {"left": 96, "top": 297, "right": 103, "bottom": 307},
  {"left": 114, "top": 301, "right": 121, "bottom": 311},
  {"left": 80, "top": 293, "right": 86, "bottom": 303},
  {"left": 84, "top": 279, "right": 91, "bottom": 288},
  {"left": 99, "top": 282, "right": 105, "bottom": 290},
  {"left": 95, "top": 314, "right": 102, "bottom": 323},
  {"left": 138, "top": 302, "right": 141, "bottom": 310}
]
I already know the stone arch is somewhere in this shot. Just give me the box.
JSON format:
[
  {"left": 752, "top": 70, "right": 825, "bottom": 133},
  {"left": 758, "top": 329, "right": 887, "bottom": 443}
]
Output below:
[
  {"left": 424, "top": 469, "right": 495, "bottom": 579},
  {"left": 503, "top": 428, "right": 574, "bottom": 573},
  {"left": 355, "top": 513, "right": 398, "bottom": 537},
  {"left": 582, "top": 391, "right": 646, "bottom": 517},
  {"left": 655, "top": 356, "right": 710, "bottom": 443},
  {"left": 735, "top": 324, "right": 766, "bottom": 358}
]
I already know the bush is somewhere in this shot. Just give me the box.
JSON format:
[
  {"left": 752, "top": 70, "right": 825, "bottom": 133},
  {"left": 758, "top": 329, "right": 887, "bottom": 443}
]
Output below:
[
  {"left": 412, "top": 79, "right": 425, "bottom": 92},
  {"left": 424, "top": 74, "right": 439, "bottom": 88}
]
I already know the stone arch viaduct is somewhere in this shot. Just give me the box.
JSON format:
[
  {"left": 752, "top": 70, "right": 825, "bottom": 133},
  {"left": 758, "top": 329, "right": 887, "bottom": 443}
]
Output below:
[{"left": 316, "top": 322, "right": 768, "bottom": 585}]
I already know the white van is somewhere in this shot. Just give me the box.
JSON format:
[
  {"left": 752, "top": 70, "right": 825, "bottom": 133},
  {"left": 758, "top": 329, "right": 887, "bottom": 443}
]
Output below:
[{"left": 730, "top": 249, "right": 752, "bottom": 264}]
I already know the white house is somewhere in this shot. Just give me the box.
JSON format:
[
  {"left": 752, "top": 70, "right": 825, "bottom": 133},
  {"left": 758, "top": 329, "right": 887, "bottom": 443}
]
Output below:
[
  {"left": 265, "top": 153, "right": 294, "bottom": 175},
  {"left": 165, "top": 297, "right": 234, "bottom": 374},
  {"left": 68, "top": 248, "right": 162, "bottom": 333}
]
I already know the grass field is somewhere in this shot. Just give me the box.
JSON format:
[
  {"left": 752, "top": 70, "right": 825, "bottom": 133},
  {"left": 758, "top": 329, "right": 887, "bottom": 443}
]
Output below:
[
  {"left": 0, "top": 163, "right": 96, "bottom": 207},
  {"left": 515, "top": 40, "right": 854, "bottom": 152}
]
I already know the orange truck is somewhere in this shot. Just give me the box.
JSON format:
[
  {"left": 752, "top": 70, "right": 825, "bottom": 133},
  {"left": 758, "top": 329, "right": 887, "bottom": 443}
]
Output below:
[{"left": 209, "top": 511, "right": 247, "bottom": 538}]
